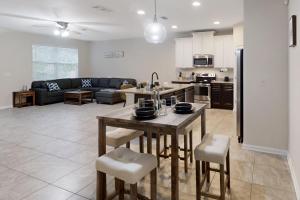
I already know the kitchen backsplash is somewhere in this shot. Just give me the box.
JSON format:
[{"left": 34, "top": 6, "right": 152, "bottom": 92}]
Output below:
[{"left": 176, "top": 68, "right": 234, "bottom": 81}]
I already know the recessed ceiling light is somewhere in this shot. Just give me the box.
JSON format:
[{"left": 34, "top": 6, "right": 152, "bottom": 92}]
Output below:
[
  {"left": 192, "top": 1, "right": 201, "bottom": 7},
  {"left": 61, "top": 30, "right": 70, "bottom": 37},
  {"left": 53, "top": 29, "right": 60, "bottom": 36},
  {"left": 171, "top": 25, "right": 178, "bottom": 29},
  {"left": 137, "top": 10, "right": 146, "bottom": 15},
  {"left": 213, "top": 21, "right": 220, "bottom": 25}
]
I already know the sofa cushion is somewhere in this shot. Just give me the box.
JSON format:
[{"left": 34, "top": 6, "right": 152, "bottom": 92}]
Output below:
[
  {"left": 49, "top": 79, "right": 72, "bottom": 89},
  {"left": 98, "top": 78, "right": 110, "bottom": 88},
  {"left": 81, "top": 79, "right": 92, "bottom": 88},
  {"left": 46, "top": 82, "right": 61, "bottom": 91},
  {"left": 109, "top": 78, "right": 123, "bottom": 89},
  {"left": 91, "top": 78, "right": 99, "bottom": 87},
  {"left": 31, "top": 81, "right": 47, "bottom": 89},
  {"left": 71, "top": 78, "right": 82, "bottom": 88}
]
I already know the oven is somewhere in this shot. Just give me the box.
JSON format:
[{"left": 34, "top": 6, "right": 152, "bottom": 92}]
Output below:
[
  {"left": 194, "top": 83, "right": 211, "bottom": 108},
  {"left": 193, "top": 54, "right": 214, "bottom": 67}
]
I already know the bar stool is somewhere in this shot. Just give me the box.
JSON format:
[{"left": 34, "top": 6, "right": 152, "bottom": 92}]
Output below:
[
  {"left": 157, "top": 123, "right": 194, "bottom": 173},
  {"left": 106, "top": 128, "right": 144, "bottom": 152},
  {"left": 96, "top": 147, "right": 157, "bottom": 200},
  {"left": 194, "top": 134, "right": 230, "bottom": 200}
]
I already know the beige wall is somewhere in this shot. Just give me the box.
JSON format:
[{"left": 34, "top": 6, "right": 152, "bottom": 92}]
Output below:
[
  {"left": 0, "top": 30, "right": 91, "bottom": 108},
  {"left": 90, "top": 37, "right": 176, "bottom": 83},
  {"left": 244, "top": 0, "right": 288, "bottom": 149},
  {"left": 289, "top": 0, "right": 300, "bottom": 196}
]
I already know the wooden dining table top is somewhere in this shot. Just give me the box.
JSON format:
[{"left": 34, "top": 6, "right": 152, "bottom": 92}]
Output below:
[{"left": 97, "top": 103, "right": 207, "bottom": 130}]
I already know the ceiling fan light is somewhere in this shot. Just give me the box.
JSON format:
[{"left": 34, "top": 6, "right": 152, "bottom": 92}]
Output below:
[
  {"left": 53, "top": 29, "right": 60, "bottom": 36},
  {"left": 61, "top": 30, "right": 70, "bottom": 37},
  {"left": 144, "top": 22, "right": 166, "bottom": 44}
]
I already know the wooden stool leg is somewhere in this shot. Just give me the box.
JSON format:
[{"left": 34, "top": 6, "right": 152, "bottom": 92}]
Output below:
[
  {"left": 196, "top": 160, "right": 201, "bottom": 200},
  {"left": 139, "top": 135, "right": 144, "bottom": 153},
  {"left": 126, "top": 142, "right": 130, "bottom": 149},
  {"left": 206, "top": 162, "right": 210, "bottom": 183},
  {"left": 156, "top": 132, "right": 160, "bottom": 168},
  {"left": 189, "top": 130, "right": 193, "bottom": 163},
  {"left": 226, "top": 150, "right": 230, "bottom": 189},
  {"left": 184, "top": 134, "right": 188, "bottom": 173},
  {"left": 150, "top": 168, "right": 157, "bottom": 200},
  {"left": 115, "top": 178, "right": 124, "bottom": 200},
  {"left": 163, "top": 134, "right": 168, "bottom": 157},
  {"left": 130, "top": 184, "right": 138, "bottom": 200},
  {"left": 220, "top": 164, "right": 225, "bottom": 200}
]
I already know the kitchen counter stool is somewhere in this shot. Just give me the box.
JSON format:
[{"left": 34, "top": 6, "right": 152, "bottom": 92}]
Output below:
[
  {"left": 194, "top": 134, "right": 230, "bottom": 200},
  {"left": 106, "top": 128, "right": 144, "bottom": 152},
  {"left": 96, "top": 147, "right": 157, "bottom": 200}
]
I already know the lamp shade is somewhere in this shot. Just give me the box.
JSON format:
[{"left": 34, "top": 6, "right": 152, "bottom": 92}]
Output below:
[{"left": 144, "top": 22, "right": 167, "bottom": 44}]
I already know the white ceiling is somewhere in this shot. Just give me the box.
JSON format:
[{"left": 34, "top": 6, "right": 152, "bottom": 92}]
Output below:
[{"left": 0, "top": 0, "right": 243, "bottom": 41}]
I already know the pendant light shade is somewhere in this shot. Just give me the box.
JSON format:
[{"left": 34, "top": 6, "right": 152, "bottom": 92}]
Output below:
[
  {"left": 144, "top": 0, "right": 167, "bottom": 44},
  {"left": 144, "top": 21, "right": 167, "bottom": 44}
]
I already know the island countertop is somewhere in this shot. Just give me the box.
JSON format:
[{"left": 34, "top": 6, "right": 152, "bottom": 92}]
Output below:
[{"left": 118, "top": 83, "right": 194, "bottom": 95}]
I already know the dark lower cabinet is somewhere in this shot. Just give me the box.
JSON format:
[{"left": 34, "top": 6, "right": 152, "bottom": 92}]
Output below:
[{"left": 211, "top": 83, "right": 234, "bottom": 110}]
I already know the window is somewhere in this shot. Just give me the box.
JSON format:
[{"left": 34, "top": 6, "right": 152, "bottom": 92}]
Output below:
[{"left": 32, "top": 45, "right": 78, "bottom": 81}]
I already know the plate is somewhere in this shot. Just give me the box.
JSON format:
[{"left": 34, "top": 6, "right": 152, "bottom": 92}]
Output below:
[
  {"left": 173, "top": 107, "right": 195, "bottom": 114},
  {"left": 134, "top": 114, "right": 157, "bottom": 120}
]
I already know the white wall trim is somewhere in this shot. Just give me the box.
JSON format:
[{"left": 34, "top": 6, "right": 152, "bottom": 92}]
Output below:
[
  {"left": 242, "top": 144, "right": 288, "bottom": 156},
  {"left": 288, "top": 154, "right": 300, "bottom": 200},
  {"left": 0, "top": 106, "right": 12, "bottom": 110}
]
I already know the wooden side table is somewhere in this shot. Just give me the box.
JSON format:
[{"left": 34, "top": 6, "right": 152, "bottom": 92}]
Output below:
[{"left": 13, "top": 90, "right": 36, "bottom": 108}]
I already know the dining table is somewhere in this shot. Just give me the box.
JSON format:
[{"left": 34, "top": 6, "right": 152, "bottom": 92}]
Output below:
[{"left": 96, "top": 103, "right": 207, "bottom": 200}]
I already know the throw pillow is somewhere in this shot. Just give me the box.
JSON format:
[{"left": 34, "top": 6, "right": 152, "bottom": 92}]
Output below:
[
  {"left": 46, "top": 82, "right": 61, "bottom": 91},
  {"left": 81, "top": 79, "right": 92, "bottom": 88}
]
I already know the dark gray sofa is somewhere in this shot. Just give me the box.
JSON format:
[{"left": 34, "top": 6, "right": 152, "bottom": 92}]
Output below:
[{"left": 31, "top": 78, "right": 137, "bottom": 106}]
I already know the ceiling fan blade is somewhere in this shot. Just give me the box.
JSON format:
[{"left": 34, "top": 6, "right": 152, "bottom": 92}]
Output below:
[
  {"left": 0, "top": 13, "right": 53, "bottom": 22},
  {"left": 70, "top": 30, "right": 81, "bottom": 35},
  {"left": 32, "top": 24, "right": 54, "bottom": 28},
  {"left": 71, "top": 21, "right": 118, "bottom": 26}
]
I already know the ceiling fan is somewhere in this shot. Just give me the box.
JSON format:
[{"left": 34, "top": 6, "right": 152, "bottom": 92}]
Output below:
[{"left": 0, "top": 12, "right": 118, "bottom": 37}]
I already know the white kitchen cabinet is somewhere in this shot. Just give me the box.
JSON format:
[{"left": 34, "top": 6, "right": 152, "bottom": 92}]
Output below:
[
  {"left": 214, "top": 35, "right": 235, "bottom": 68},
  {"left": 223, "top": 35, "right": 235, "bottom": 68},
  {"left": 175, "top": 38, "right": 193, "bottom": 68},
  {"left": 233, "top": 24, "right": 244, "bottom": 48},
  {"left": 214, "top": 36, "right": 224, "bottom": 69},
  {"left": 192, "top": 31, "right": 215, "bottom": 55}
]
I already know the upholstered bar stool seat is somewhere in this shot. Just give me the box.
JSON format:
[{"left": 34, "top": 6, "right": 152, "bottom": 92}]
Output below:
[
  {"left": 106, "top": 128, "right": 143, "bottom": 148},
  {"left": 194, "top": 134, "right": 231, "bottom": 200},
  {"left": 96, "top": 147, "right": 157, "bottom": 199},
  {"left": 194, "top": 134, "right": 230, "bottom": 164}
]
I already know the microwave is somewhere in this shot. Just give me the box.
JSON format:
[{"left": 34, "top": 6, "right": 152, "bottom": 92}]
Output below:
[{"left": 193, "top": 54, "right": 214, "bottom": 67}]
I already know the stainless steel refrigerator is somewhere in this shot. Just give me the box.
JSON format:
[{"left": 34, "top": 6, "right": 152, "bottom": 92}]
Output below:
[{"left": 236, "top": 49, "right": 243, "bottom": 143}]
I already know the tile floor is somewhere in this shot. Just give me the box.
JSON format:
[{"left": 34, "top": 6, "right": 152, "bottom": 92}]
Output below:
[{"left": 0, "top": 103, "right": 297, "bottom": 200}]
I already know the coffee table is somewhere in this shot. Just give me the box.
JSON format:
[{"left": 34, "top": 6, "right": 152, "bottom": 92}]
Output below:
[{"left": 64, "top": 91, "right": 93, "bottom": 105}]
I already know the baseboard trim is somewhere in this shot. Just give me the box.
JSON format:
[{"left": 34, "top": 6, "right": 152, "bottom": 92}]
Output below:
[
  {"left": 288, "top": 154, "right": 300, "bottom": 200},
  {"left": 242, "top": 144, "right": 288, "bottom": 156},
  {"left": 0, "top": 106, "right": 12, "bottom": 110}
]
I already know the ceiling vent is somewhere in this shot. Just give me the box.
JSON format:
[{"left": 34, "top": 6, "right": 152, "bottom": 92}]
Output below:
[{"left": 92, "top": 5, "right": 113, "bottom": 12}]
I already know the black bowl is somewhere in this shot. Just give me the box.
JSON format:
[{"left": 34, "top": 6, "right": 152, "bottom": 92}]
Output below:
[
  {"left": 135, "top": 107, "right": 155, "bottom": 116},
  {"left": 144, "top": 100, "right": 154, "bottom": 108},
  {"left": 175, "top": 103, "right": 192, "bottom": 111}
]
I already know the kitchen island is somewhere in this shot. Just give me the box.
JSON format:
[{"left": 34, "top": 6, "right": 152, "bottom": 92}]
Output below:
[{"left": 119, "top": 84, "right": 194, "bottom": 106}]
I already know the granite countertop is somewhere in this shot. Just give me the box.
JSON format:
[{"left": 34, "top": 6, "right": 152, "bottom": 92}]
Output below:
[{"left": 118, "top": 83, "right": 194, "bottom": 95}]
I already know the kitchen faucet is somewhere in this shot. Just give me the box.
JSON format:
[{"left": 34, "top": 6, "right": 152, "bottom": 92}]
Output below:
[{"left": 151, "top": 72, "right": 159, "bottom": 89}]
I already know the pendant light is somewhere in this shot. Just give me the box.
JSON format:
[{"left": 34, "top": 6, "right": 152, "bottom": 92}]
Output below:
[{"left": 144, "top": 0, "right": 167, "bottom": 44}]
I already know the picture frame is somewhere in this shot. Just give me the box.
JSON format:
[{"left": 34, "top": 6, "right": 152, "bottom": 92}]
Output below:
[{"left": 289, "top": 15, "right": 297, "bottom": 47}]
